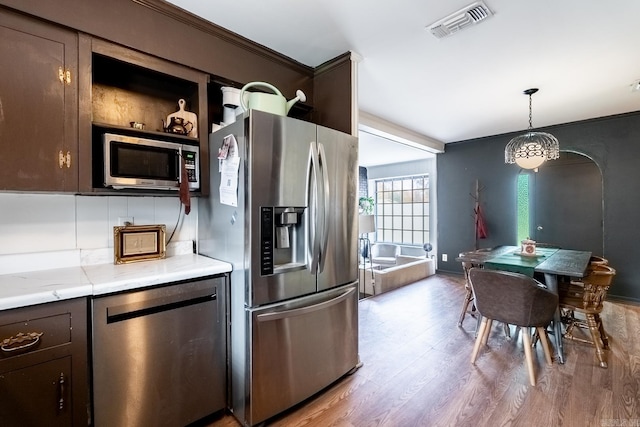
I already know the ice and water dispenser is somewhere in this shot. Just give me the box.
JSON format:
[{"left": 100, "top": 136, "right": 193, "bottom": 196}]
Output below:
[{"left": 260, "top": 206, "right": 306, "bottom": 275}]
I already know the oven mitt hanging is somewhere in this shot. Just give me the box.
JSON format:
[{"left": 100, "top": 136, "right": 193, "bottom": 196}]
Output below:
[{"left": 180, "top": 155, "right": 191, "bottom": 215}]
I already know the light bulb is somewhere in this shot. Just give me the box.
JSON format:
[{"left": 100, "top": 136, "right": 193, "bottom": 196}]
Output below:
[{"left": 515, "top": 154, "right": 546, "bottom": 169}]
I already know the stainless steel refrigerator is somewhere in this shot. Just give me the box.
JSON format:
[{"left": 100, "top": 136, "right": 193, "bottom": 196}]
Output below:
[{"left": 198, "top": 110, "right": 359, "bottom": 427}]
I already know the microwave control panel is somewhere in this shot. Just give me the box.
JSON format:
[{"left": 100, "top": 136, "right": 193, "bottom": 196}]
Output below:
[{"left": 182, "top": 149, "right": 198, "bottom": 183}]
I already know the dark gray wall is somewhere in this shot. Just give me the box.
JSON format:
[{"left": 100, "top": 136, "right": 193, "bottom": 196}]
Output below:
[{"left": 437, "top": 111, "right": 640, "bottom": 302}]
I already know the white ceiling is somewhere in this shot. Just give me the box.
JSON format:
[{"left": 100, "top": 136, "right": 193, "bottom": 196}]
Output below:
[{"left": 167, "top": 0, "right": 640, "bottom": 166}]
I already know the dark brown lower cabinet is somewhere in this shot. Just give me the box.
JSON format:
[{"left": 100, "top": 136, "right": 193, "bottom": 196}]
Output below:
[
  {"left": 0, "top": 298, "right": 89, "bottom": 427},
  {"left": 0, "top": 357, "right": 72, "bottom": 426}
]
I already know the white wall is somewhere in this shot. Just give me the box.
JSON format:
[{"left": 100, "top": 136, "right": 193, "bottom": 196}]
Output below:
[{"left": 0, "top": 193, "right": 197, "bottom": 256}]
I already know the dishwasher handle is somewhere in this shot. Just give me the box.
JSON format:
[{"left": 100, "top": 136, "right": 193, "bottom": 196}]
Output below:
[
  {"left": 106, "top": 289, "right": 217, "bottom": 324},
  {"left": 256, "top": 287, "right": 355, "bottom": 322}
]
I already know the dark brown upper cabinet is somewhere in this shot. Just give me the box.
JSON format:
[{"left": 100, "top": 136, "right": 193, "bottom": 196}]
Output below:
[
  {"left": 1, "top": 0, "right": 355, "bottom": 195},
  {"left": 81, "top": 38, "right": 209, "bottom": 195},
  {"left": 0, "top": 8, "right": 78, "bottom": 192}
]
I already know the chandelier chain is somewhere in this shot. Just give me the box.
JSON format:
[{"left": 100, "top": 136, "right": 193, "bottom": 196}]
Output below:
[{"left": 528, "top": 93, "right": 533, "bottom": 129}]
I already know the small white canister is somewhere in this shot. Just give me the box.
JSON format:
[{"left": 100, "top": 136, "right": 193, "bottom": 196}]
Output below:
[{"left": 521, "top": 239, "right": 537, "bottom": 255}]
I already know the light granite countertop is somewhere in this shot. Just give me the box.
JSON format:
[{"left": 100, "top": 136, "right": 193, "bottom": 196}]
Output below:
[{"left": 0, "top": 254, "right": 232, "bottom": 311}]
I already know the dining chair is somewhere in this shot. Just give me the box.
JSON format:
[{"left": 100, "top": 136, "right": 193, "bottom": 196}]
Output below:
[
  {"left": 588, "top": 255, "right": 608, "bottom": 267},
  {"left": 457, "top": 248, "right": 491, "bottom": 327},
  {"left": 458, "top": 249, "right": 512, "bottom": 340},
  {"left": 468, "top": 268, "right": 558, "bottom": 386},
  {"left": 561, "top": 254, "right": 608, "bottom": 287},
  {"left": 559, "top": 264, "right": 616, "bottom": 368},
  {"left": 458, "top": 252, "right": 479, "bottom": 327}
]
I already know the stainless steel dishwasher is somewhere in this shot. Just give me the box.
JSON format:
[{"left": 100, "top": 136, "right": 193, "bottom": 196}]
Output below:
[{"left": 91, "top": 276, "right": 226, "bottom": 427}]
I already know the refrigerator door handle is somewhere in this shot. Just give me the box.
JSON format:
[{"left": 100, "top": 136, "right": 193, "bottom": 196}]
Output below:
[
  {"left": 317, "top": 142, "right": 330, "bottom": 273},
  {"left": 255, "top": 287, "right": 355, "bottom": 322},
  {"left": 306, "top": 142, "right": 321, "bottom": 273}
]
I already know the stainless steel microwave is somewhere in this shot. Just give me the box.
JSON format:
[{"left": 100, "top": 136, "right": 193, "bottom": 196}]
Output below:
[{"left": 103, "top": 133, "right": 200, "bottom": 191}]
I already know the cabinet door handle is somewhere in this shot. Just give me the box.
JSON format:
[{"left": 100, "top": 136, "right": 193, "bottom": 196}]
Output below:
[
  {"left": 58, "top": 372, "right": 65, "bottom": 411},
  {"left": 58, "top": 67, "right": 71, "bottom": 85},
  {"left": 0, "top": 331, "right": 43, "bottom": 353},
  {"left": 58, "top": 151, "right": 71, "bottom": 168}
]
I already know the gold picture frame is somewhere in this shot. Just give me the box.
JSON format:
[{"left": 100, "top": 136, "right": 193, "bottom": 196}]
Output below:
[{"left": 113, "top": 224, "right": 166, "bottom": 265}]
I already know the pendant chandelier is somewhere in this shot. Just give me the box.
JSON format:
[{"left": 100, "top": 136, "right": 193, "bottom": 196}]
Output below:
[{"left": 505, "top": 88, "right": 559, "bottom": 169}]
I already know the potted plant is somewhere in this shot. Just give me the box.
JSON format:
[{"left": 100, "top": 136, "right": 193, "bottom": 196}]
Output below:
[{"left": 359, "top": 196, "right": 375, "bottom": 215}]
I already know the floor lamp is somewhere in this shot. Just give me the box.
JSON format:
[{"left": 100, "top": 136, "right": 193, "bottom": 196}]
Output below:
[{"left": 359, "top": 214, "right": 375, "bottom": 296}]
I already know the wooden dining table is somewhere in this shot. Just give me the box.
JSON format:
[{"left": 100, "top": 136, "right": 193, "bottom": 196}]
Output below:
[{"left": 457, "top": 245, "right": 592, "bottom": 364}]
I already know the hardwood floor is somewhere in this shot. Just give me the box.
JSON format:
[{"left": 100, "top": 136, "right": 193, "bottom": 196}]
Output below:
[{"left": 207, "top": 273, "right": 640, "bottom": 427}]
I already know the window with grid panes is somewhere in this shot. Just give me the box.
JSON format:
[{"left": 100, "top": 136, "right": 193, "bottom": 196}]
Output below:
[{"left": 374, "top": 175, "right": 430, "bottom": 246}]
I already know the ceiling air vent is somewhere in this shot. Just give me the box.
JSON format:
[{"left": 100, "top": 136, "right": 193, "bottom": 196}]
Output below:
[{"left": 427, "top": 1, "right": 494, "bottom": 39}]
